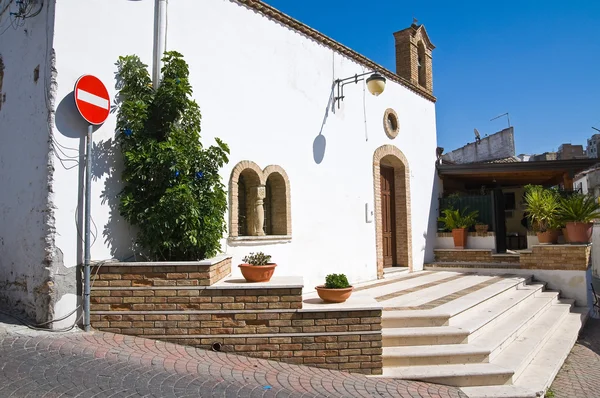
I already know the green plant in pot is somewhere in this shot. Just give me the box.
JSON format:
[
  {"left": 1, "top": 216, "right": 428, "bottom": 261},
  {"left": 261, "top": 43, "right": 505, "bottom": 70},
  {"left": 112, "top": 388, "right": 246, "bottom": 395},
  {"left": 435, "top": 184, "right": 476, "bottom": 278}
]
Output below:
[
  {"left": 316, "top": 274, "right": 353, "bottom": 303},
  {"left": 239, "top": 252, "right": 277, "bottom": 283},
  {"left": 438, "top": 207, "right": 479, "bottom": 249},
  {"left": 524, "top": 185, "right": 560, "bottom": 244},
  {"left": 558, "top": 194, "right": 600, "bottom": 244}
]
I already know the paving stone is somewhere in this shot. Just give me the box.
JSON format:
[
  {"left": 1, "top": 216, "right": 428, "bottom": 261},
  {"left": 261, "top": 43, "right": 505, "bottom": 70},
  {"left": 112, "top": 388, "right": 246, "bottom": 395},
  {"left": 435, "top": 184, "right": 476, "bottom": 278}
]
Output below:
[
  {"left": 0, "top": 325, "right": 466, "bottom": 398},
  {"left": 550, "top": 317, "right": 600, "bottom": 398}
]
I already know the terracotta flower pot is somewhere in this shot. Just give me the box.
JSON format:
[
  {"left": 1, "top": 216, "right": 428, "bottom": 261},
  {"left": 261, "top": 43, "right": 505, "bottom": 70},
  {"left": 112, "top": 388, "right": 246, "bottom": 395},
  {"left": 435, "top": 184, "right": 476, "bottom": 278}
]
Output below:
[
  {"left": 537, "top": 229, "right": 559, "bottom": 244},
  {"left": 475, "top": 224, "right": 489, "bottom": 234},
  {"left": 239, "top": 263, "right": 277, "bottom": 283},
  {"left": 565, "top": 222, "right": 593, "bottom": 244},
  {"left": 315, "top": 285, "right": 353, "bottom": 303},
  {"left": 452, "top": 228, "right": 468, "bottom": 249}
]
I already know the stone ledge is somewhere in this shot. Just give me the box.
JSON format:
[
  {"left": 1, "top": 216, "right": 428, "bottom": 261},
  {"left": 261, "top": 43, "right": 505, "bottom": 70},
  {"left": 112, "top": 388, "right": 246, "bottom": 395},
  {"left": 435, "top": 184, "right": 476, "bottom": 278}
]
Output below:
[
  {"left": 228, "top": 235, "right": 292, "bottom": 245},
  {"left": 97, "top": 254, "right": 232, "bottom": 267},
  {"left": 213, "top": 276, "right": 303, "bottom": 289}
]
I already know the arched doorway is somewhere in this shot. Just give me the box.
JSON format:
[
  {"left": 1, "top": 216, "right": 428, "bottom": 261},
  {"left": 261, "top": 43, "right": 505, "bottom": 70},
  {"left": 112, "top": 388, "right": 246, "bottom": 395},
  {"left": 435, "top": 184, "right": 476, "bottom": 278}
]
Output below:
[{"left": 373, "top": 145, "right": 412, "bottom": 278}]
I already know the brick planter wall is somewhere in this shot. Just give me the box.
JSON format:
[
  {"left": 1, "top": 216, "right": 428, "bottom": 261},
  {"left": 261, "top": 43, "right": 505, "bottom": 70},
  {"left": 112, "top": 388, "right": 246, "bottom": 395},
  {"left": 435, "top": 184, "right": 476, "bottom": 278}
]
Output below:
[
  {"left": 89, "top": 274, "right": 383, "bottom": 375},
  {"left": 90, "top": 309, "right": 382, "bottom": 374},
  {"left": 520, "top": 245, "right": 591, "bottom": 271},
  {"left": 433, "top": 249, "right": 520, "bottom": 264},
  {"left": 92, "top": 255, "right": 232, "bottom": 288}
]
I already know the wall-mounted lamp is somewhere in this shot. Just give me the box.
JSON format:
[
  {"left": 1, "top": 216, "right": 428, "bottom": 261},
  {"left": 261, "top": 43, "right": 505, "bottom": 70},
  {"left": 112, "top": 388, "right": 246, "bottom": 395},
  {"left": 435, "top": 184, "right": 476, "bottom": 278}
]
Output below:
[{"left": 333, "top": 71, "right": 386, "bottom": 109}]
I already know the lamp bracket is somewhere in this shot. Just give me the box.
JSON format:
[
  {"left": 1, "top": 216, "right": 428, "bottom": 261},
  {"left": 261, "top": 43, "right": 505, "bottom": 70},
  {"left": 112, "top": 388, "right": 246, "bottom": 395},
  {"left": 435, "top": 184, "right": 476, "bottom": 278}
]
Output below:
[{"left": 333, "top": 71, "right": 376, "bottom": 109}]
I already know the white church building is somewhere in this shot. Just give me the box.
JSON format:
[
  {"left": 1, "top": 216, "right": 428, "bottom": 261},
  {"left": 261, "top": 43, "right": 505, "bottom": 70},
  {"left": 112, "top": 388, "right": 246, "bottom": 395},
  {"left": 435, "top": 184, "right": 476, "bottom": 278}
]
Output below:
[{"left": 0, "top": 0, "right": 439, "bottom": 327}]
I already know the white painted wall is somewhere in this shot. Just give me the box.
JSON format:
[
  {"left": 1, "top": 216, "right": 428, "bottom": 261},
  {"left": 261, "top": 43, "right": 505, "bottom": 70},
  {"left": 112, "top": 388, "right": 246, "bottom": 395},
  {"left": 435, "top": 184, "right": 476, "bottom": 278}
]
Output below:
[
  {"left": 526, "top": 234, "right": 539, "bottom": 248},
  {"left": 436, "top": 235, "right": 496, "bottom": 250},
  {"left": 47, "top": 0, "right": 438, "bottom": 322},
  {"left": 0, "top": 1, "right": 56, "bottom": 322}
]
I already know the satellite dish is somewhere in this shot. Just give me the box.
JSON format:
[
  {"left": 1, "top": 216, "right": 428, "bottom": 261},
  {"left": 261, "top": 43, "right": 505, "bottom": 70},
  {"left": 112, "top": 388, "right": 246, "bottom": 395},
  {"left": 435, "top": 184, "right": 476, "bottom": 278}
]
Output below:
[{"left": 474, "top": 128, "right": 481, "bottom": 143}]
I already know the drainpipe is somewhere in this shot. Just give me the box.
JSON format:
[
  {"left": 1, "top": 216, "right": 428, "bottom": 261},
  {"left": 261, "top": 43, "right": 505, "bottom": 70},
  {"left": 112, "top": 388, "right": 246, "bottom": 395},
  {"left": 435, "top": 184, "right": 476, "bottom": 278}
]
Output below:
[{"left": 153, "top": 0, "right": 168, "bottom": 89}]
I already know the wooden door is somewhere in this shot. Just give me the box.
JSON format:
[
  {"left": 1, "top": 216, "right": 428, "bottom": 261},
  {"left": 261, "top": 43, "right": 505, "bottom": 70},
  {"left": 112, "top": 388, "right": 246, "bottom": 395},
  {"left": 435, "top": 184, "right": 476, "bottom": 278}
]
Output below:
[{"left": 380, "top": 166, "right": 397, "bottom": 267}]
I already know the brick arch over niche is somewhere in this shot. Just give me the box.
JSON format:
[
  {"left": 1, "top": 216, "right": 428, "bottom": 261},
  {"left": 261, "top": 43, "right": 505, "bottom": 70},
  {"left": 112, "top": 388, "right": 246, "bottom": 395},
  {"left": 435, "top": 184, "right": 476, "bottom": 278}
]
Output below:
[
  {"left": 229, "top": 161, "right": 291, "bottom": 238},
  {"left": 373, "top": 145, "right": 413, "bottom": 278}
]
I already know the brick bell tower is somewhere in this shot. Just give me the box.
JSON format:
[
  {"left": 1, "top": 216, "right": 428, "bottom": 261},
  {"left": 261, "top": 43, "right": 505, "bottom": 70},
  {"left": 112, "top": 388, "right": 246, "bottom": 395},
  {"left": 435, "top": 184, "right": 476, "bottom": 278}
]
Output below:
[{"left": 393, "top": 20, "right": 435, "bottom": 94}]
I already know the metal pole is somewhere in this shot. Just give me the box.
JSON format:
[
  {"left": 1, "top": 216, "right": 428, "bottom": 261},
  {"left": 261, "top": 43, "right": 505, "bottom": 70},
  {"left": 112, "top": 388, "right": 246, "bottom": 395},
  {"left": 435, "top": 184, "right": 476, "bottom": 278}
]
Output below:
[{"left": 83, "top": 124, "right": 93, "bottom": 332}]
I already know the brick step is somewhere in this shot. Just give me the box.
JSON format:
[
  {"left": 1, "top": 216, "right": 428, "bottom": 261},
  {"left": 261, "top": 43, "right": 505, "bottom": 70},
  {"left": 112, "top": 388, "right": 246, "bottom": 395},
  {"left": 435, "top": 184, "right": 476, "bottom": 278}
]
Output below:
[
  {"left": 92, "top": 255, "right": 232, "bottom": 287},
  {"left": 425, "top": 262, "right": 520, "bottom": 269},
  {"left": 90, "top": 276, "right": 304, "bottom": 312}
]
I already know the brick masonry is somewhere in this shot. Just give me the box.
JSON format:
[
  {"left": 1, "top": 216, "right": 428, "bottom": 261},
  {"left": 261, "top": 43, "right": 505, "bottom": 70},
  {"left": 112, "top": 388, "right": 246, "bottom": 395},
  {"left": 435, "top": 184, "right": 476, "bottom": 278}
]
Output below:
[
  {"left": 89, "top": 261, "right": 383, "bottom": 375},
  {"left": 92, "top": 256, "right": 232, "bottom": 287},
  {"left": 520, "top": 245, "right": 591, "bottom": 271},
  {"left": 437, "top": 232, "right": 495, "bottom": 238},
  {"left": 433, "top": 249, "right": 520, "bottom": 264},
  {"left": 228, "top": 161, "right": 292, "bottom": 238},
  {"left": 373, "top": 145, "right": 413, "bottom": 277},
  {"left": 433, "top": 245, "right": 592, "bottom": 271}
]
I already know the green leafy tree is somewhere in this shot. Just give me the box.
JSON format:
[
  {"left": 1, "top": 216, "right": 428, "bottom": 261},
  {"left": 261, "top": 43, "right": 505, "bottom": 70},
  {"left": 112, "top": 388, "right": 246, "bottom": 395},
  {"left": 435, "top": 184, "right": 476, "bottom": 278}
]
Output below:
[{"left": 115, "top": 52, "right": 229, "bottom": 261}]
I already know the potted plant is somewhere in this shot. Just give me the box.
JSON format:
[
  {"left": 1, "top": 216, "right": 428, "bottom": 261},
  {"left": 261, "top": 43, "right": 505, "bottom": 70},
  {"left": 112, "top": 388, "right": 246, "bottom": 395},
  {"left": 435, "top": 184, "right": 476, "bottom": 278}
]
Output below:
[
  {"left": 524, "top": 185, "right": 560, "bottom": 244},
  {"left": 239, "top": 252, "right": 277, "bottom": 282},
  {"left": 475, "top": 222, "right": 489, "bottom": 234},
  {"left": 438, "top": 207, "right": 479, "bottom": 249},
  {"left": 316, "top": 273, "right": 353, "bottom": 303},
  {"left": 558, "top": 194, "right": 600, "bottom": 244}
]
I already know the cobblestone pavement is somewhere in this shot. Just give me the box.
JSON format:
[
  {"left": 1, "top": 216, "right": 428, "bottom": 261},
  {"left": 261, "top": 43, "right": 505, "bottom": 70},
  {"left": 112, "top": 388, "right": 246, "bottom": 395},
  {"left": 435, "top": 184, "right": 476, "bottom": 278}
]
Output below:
[
  {"left": 0, "top": 319, "right": 465, "bottom": 397},
  {"left": 550, "top": 317, "right": 600, "bottom": 398}
]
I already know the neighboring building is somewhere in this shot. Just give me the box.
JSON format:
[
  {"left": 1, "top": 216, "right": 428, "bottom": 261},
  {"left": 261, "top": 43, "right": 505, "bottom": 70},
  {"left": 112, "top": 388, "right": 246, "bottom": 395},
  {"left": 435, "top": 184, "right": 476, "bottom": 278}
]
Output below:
[
  {"left": 557, "top": 143, "right": 585, "bottom": 160},
  {"left": 574, "top": 165, "right": 600, "bottom": 197},
  {"left": 531, "top": 152, "right": 558, "bottom": 161},
  {"left": 0, "top": 1, "right": 439, "bottom": 327},
  {"left": 441, "top": 127, "right": 515, "bottom": 164},
  {"left": 586, "top": 134, "right": 600, "bottom": 158},
  {"left": 517, "top": 154, "right": 532, "bottom": 162}
]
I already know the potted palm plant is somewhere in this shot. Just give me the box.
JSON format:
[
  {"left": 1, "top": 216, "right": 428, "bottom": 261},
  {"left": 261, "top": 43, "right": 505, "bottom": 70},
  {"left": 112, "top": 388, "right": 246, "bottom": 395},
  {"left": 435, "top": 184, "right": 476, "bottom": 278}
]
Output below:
[
  {"left": 316, "top": 273, "right": 353, "bottom": 303},
  {"left": 524, "top": 185, "right": 560, "bottom": 244},
  {"left": 239, "top": 252, "right": 277, "bottom": 282},
  {"left": 558, "top": 194, "right": 600, "bottom": 244},
  {"left": 438, "top": 207, "right": 479, "bottom": 249}
]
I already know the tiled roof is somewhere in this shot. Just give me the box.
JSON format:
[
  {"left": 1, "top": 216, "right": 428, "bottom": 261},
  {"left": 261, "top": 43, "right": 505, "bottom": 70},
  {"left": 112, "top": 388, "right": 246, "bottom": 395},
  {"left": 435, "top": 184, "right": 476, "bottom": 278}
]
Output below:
[{"left": 236, "top": 0, "right": 436, "bottom": 103}]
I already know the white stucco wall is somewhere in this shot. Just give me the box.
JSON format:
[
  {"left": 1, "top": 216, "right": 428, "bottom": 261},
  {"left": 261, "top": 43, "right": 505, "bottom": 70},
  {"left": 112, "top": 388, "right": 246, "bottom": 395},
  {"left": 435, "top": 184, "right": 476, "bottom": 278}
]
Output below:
[
  {"left": 436, "top": 235, "right": 496, "bottom": 250},
  {"left": 48, "top": 0, "right": 438, "bottom": 319},
  {"left": 0, "top": 1, "right": 58, "bottom": 322},
  {"left": 574, "top": 175, "right": 588, "bottom": 195}
]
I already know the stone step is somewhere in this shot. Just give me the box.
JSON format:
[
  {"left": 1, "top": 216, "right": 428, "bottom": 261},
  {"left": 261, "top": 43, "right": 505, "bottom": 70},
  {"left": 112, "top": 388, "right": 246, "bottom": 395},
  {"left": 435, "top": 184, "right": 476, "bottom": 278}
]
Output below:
[
  {"left": 512, "top": 308, "right": 588, "bottom": 394},
  {"left": 492, "top": 302, "right": 572, "bottom": 380},
  {"left": 382, "top": 275, "right": 532, "bottom": 328},
  {"left": 383, "top": 345, "right": 490, "bottom": 366},
  {"left": 459, "top": 385, "right": 539, "bottom": 398},
  {"left": 381, "top": 274, "right": 496, "bottom": 308},
  {"left": 358, "top": 271, "right": 462, "bottom": 298},
  {"left": 462, "top": 307, "right": 588, "bottom": 398},
  {"left": 383, "top": 326, "right": 468, "bottom": 346},
  {"left": 469, "top": 293, "right": 561, "bottom": 361},
  {"left": 425, "top": 262, "right": 521, "bottom": 270},
  {"left": 451, "top": 283, "right": 548, "bottom": 340},
  {"left": 460, "top": 309, "right": 587, "bottom": 397},
  {"left": 381, "top": 363, "right": 513, "bottom": 387},
  {"left": 381, "top": 292, "right": 559, "bottom": 367}
]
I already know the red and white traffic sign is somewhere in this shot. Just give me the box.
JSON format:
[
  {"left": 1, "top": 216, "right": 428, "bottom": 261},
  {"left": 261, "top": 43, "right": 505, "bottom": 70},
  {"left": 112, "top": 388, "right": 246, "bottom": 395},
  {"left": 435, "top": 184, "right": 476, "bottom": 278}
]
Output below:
[{"left": 74, "top": 75, "right": 110, "bottom": 125}]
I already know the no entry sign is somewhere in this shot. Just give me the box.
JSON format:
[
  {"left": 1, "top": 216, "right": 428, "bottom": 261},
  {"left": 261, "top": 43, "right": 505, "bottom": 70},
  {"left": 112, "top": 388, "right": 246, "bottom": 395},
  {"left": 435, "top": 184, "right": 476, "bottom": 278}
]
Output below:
[{"left": 74, "top": 75, "right": 110, "bottom": 125}]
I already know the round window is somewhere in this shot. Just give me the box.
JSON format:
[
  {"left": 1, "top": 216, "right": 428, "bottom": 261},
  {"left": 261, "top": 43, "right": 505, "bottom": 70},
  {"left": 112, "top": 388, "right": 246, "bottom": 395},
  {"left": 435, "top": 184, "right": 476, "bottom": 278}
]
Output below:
[{"left": 383, "top": 108, "right": 399, "bottom": 139}]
